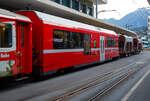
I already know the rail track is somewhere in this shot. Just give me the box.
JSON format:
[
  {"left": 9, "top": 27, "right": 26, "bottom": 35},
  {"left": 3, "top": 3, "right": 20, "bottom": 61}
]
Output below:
[
  {"left": 52, "top": 61, "right": 145, "bottom": 101},
  {"left": 1, "top": 59, "right": 147, "bottom": 101},
  {"left": 87, "top": 65, "right": 142, "bottom": 101}
]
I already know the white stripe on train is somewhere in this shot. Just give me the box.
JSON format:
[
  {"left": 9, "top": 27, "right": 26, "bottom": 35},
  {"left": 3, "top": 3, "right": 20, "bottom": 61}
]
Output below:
[{"left": 43, "top": 48, "right": 119, "bottom": 54}]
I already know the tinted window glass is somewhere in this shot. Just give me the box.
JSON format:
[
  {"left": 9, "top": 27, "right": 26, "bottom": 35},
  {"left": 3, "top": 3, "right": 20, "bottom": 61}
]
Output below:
[
  {"left": 0, "top": 23, "right": 12, "bottom": 48},
  {"left": 94, "top": 39, "right": 96, "bottom": 48},
  {"left": 53, "top": 29, "right": 69, "bottom": 49},
  {"left": 53, "top": 29, "right": 84, "bottom": 49},
  {"left": 84, "top": 34, "right": 91, "bottom": 55}
]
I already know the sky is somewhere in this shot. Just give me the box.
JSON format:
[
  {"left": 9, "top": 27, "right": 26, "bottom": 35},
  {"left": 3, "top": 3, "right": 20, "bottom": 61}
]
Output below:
[{"left": 95, "top": 0, "right": 150, "bottom": 19}]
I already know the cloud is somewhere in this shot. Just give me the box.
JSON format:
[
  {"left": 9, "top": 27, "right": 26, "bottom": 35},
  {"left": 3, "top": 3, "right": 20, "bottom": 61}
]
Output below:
[{"left": 95, "top": 0, "right": 149, "bottom": 19}]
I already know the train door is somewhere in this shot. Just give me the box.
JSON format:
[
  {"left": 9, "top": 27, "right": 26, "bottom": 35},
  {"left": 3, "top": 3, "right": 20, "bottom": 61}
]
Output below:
[
  {"left": 100, "top": 36, "right": 105, "bottom": 62},
  {"left": 16, "top": 22, "right": 26, "bottom": 74}
]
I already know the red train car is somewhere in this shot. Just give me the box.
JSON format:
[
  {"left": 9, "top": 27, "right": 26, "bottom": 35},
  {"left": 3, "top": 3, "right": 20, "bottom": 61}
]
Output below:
[
  {"left": 16, "top": 11, "right": 119, "bottom": 76},
  {"left": 0, "top": 9, "right": 32, "bottom": 78},
  {"left": 119, "top": 35, "right": 133, "bottom": 56}
]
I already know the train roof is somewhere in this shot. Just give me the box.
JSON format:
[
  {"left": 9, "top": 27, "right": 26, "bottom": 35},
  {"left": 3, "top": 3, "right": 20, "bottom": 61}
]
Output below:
[
  {"left": 120, "top": 35, "right": 133, "bottom": 42},
  {"left": 0, "top": 9, "right": 31, "bottom": 22},
  {"left": 33, "top": 11, "right": 117, "bottom": 35}
]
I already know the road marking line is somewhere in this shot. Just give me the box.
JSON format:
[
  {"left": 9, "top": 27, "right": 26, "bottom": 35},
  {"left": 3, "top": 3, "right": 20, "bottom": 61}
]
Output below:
[{"left": 121, "top": 68, "right": 150, "bottom": 101}]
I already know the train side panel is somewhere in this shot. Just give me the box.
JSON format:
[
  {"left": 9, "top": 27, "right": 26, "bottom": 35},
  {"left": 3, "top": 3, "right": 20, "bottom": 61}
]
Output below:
[
  {"left": 105, "top": 35, "right": 119, "bottom": 60},
  {"left": 42, "top": 24, "right": 100, "bottom": 73}
]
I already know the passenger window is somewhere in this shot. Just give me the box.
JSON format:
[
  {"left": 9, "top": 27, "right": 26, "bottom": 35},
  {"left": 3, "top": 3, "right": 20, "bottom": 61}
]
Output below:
[
  {"left": 107, "top": 37, "right": 112, "bottom": 47},
  {"left": 70, "top": 32, "right": 83, "bottom": 48},
  {"left": 94, "top": 39, "right": 96, "bottom": 48},
  {"left": 21, "top": 25, "right": 25, "bottom": 47},
  {"left": 84, "top": 34, "right": 91, "bottom": 55},
  {"left": 53, "top": 29, "right": 84, "bottom": 49},
  {"left": 0, "top": 23, "right": 12, "bottom": 48},
  {"left": 53, "top": 29, "right": 69, "bottom": 49}
]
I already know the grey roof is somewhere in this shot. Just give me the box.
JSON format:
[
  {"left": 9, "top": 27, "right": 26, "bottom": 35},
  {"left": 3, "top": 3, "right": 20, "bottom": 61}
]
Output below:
[{"left": 0, "top": 9, "right": 31, "bottom": 22}]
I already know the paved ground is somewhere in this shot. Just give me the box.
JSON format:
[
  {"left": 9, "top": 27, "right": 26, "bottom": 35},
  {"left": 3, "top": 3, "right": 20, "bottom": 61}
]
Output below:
[{"left": 0, "top": 51, "right": 150, "bottom": 101}]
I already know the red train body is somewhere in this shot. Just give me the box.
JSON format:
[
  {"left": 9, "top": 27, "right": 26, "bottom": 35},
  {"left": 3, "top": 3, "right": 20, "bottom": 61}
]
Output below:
[{"left": 0, "top": 9, "right": 141, "bottom": 78}]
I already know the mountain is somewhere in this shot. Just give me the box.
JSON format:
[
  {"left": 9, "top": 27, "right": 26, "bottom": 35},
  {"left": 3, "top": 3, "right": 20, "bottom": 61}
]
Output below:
[{"left": 102, "top": 8, "right": 150, "bottom": 33}]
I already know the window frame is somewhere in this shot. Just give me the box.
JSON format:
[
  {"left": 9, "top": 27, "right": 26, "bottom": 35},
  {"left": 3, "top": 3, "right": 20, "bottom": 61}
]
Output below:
[
  {"left": 53, "top": 29, "right": 69, "bottom": 49},
  {"left": 0, "top": 21, "right": 16, "bottom": 52},
  {"left": 83, "top": 33, "right": 91, "bottom": 55},
  {"left": 53, "top": 29, "right": 85, "bottom": 49}
]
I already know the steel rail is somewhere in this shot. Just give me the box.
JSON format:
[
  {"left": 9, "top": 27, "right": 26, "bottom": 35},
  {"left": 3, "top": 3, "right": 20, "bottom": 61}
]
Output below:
[
  {"left": 52, "top": 62, "right": 139, "bottom": 101},
  {"left": 88, "top": 66, "right": 143, "bottom": 101}
]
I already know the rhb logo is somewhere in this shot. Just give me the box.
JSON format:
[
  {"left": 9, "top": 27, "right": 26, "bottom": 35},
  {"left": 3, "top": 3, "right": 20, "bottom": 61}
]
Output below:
[{"left": 0, "top": 53, "right": 10, "bottom": 58}]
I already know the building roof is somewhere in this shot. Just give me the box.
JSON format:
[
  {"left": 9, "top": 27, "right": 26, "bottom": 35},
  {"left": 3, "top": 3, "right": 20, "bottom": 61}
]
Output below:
[{"left": 0, "top": 0, "right": 136, "bottom": 37}]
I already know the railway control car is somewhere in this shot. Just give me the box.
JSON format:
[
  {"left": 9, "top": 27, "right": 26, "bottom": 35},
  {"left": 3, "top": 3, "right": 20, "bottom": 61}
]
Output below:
[{"left": 0, "top": 9, "right": 141, "bottom": 79}]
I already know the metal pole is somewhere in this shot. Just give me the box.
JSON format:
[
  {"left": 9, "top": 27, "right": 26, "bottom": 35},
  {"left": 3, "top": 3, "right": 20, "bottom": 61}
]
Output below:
[{"left": 96, "top": 0, "right": 98, "bottom": 18}]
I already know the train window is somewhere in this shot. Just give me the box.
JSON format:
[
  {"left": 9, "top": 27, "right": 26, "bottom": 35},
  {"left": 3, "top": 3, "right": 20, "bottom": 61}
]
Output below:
[
  {"left": 84, "top": 34, "right": 91, "bottom": 55},
  {"left": 94, "top": 39, "right": 96, "bottom": 48},
  {"left": 111, "top": 38, "right": 114, "bottom": 47},
  {"left": 18, "top": 23, "right": 25, "bottom": 47},
  {"left": 70, "top": 32, "right": 83, "bottom": 48},
  {"left": 112, "top": 38, "right": 113, "bottom": 47},
  {"left": 107, "top": 37, "right": 112, "bottom": 47},
  {"left": 114, "top": 38, "right": 116, "bottom": 47},
  {"left": 119, "top": 40, "right": 124, "bottom": 48},
  {"left": 114, "top": 38, "right": 117, "bottom": 47},
  {"left": 53, "top": 29, "right": 69, "bottom": 49},
  {"left": 53, "top": 29, "right": 84, "bottom": 49},
  {"left": 0, "top": 23, "right": 12, "bottom": 48},
  {"left": 112, "top": 38, "right": 115, "bottom": 47},
  {"left": 21, "top": 25, "right": 24, "bottom": 46},
  {"left": 111, "top": 38, "right": 113, "bottom": 47}
]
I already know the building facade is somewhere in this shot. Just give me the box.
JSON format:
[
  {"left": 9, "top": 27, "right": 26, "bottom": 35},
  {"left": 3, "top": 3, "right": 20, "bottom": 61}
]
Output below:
[
  {"left": 51, "top": 0, "right": 94, "bottom": 16},
  {"left": 140, "top": 16, "right": 150, "bottom": 48},
  {"left": 146, "top": 16, "right": 150, "bottom": 47}
]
